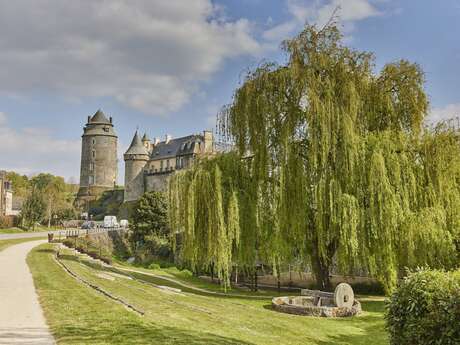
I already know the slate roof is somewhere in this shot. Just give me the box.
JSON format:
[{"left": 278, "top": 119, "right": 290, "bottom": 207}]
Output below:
[
  {"left": 150, "top": 135, "right": 203, "bottom": 160},
  {"left": 125, "top": 131, "right": 149, "bottom": 155},
  {"left": 90, "top": 110, "right": 111, "bottom": 124},
  {"left": 142, "top": 133, "right": 150, "bottom": 142}
]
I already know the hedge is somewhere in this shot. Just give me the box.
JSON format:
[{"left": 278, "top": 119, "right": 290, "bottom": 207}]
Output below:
[{"left": 386, "top": 269, "right": 460, "bottom": 345}]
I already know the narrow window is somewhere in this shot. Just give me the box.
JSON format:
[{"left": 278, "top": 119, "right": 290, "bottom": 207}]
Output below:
[
  {"left": 92, "top": 150, "right": 96, "bottom": 158},
  {"left": 89, "top": 162, "right": 94, "bottom": 172}
]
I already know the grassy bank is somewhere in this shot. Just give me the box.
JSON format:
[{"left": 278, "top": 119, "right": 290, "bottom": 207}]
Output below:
[
  {"left": 28, "top": 244, "right": 388, "bottom": 345},
  {"left": 0, "top": 236, "right": 47, "bottom": 251}
]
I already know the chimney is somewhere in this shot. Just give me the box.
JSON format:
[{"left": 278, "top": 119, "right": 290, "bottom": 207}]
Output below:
[
  {"left": 87, "top": 116, "right": 91, "bottom": 123},
  {"left": 165, "top": 134, "right": 172, "bottom": 144},
  {"left": 110, "top": 117, "right": 113, "bottom": 124},
  {"left": 153, "top": 137, "right": 160, "bottom": 145}
]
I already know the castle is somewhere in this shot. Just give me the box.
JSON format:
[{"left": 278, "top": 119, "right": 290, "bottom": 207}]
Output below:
[{"left": 76, "top": 110, "right": 214, "bottom": 206}]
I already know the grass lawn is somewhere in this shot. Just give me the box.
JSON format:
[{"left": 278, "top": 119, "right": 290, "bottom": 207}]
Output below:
[
  {"left": 0, "top": 236, "right": 47, "bottom": 251},
  {"left": 0, "top": 226, "right": 53, "bottom": 234},
  {"left": 28, "top": 244, "right": 389, "bottom": 345}
]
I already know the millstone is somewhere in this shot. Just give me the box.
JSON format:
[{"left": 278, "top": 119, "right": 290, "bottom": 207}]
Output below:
[{"left": 334, "top": 283, "right": 354, "bottom": 308}]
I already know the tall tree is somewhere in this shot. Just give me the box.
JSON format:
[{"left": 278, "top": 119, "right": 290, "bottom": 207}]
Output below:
[
  {"left": 170, "top": 24, "right": 460, "bottom": 293},
  {"left": 21, "top": 185, "right": 46, "bottom": 230}
]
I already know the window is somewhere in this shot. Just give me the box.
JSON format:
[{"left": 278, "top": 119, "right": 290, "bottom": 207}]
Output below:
[
  {"left": 103, "top": 127, "right": 109, "bottom": 132},
  {"left": 92, "top": 138, "right": 96, "bottom": 145},
  {"left": 92, "top": 150, "right": 96, "bottom": 158},
  {"left": 89, "top": 162, "right": 94, "bottom": 172},
  {"left": 166, "top": 159, "right": 170, "bottom": 169},
  {"left": 160, "top": 160, "right": 164, "bottom": 171},
  {"left": 89, "top": 176, "right": 94, "bottom": 185}
]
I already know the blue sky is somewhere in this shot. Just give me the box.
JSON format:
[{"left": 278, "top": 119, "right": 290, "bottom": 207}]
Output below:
[{"left": 0, "top": 0, "right": 459, "bottom": 183}]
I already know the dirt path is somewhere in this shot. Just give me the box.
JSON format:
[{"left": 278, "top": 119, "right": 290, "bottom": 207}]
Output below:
[{"left": 0, "top": 240, "right": 55, "bottom": 344}]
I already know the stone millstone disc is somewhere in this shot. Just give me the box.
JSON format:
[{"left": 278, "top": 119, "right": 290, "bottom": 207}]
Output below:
[{"left": 334, "top": 283, "right": 354, "bottom": 308}]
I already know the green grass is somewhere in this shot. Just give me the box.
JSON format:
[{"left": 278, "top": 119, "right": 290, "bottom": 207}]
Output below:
[
  {"left": 0, "top": 226, "right": 53, "bottom": 234},
  {"left": 0, "top": 236, "right": 47, "bottom": 251},
  {"left": 28, "top": 244, "right": 389, "bottom": 345}
]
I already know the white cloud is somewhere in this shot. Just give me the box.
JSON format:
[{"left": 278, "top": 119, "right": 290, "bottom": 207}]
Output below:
[
  {"left": 428, "top": 103, "right": 460, "bottom": 125},
  {"left": 264, "top": 0, "right": 380, "bottom": 42},
  {"left": 0, "top": 112, "right": 6, "bottom": 126},
  {"left": 0, "top": 112, "right": 80, "bottom": 180},
  {"left": 0, "top": 0, "right": 262, "bottom": 115}
]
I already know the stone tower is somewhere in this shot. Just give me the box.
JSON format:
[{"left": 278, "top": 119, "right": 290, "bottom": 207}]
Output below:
[
  {"left": 77, "top": 110, "right": 118, "bottom": 207},
  {"left": 124, "top": 131, "right": 149, "bottom": 202}
]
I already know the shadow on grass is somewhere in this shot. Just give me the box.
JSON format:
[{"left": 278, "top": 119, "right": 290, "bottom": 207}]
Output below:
[
  {"left": 61, "top": 255, "right": 271, "bottom": 302},
  {"left": 55, "top": 320, "right": 255, "bottom": 345},
  {"left": 35, "top": 248, "right": 56, "bottom": 254}
]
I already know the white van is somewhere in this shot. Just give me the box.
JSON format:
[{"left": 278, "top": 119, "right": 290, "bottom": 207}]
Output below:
[
  {"left": 103, "top": 216, "right": 119, "bottom": 228},
  {"left": 119, "top": 219, "right": 129, "bottom": 228}
]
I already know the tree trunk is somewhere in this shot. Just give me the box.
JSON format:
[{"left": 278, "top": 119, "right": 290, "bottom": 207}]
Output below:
[{"left": 311, "top": 254, "right": 332, "bottom": 291}]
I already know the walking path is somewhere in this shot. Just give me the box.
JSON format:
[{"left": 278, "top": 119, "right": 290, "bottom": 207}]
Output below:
[
  {"left": 0, "top": 240, "right": 55, "bottom": 344},
  {"left": 0, "top": 232, "right": 55, "bottom": 241}
]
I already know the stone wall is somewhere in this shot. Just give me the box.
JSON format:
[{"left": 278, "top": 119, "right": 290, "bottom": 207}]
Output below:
[{"left": 145, "top": 173, "right": 170, "bottom": 193}]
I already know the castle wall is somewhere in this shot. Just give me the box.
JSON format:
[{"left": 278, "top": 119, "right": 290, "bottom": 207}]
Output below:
[
  {"left": 124, "top": 159, "right": 147, "bottom": 202},
  {"left": 145, "top": 173, "right": 170, "bottom": 193}
]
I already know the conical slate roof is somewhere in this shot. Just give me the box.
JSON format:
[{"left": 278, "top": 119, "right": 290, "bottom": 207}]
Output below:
[
  {"left": 142, "top": 133, "right": 150, "bottom": 142},
  {"left": 125, "top": 131, "right": 149, "bottom": 155},
  {"left": 90, "top": 109, "right": 110, "bottom": 124}
]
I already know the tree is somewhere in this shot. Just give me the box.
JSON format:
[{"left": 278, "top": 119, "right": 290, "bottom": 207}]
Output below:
[
  {"left": 30, "top": 173, "right": 71, "bottom": 227},
  {"left": 6, "top": 172, "right": 29, "bottom": 197},
  {"left": 169, "top": 24, "right": 460, "bottom": 293},
  {"left": 131, "top": 192, "right": 169, "bottom": 244},
  {"left": 21, "top": 185, "right": 46, "bottom": 230}
]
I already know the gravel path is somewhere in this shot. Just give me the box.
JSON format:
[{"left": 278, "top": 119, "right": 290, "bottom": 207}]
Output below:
[{"left": 0, "top": 240, "right": 55, "bottom": 344}]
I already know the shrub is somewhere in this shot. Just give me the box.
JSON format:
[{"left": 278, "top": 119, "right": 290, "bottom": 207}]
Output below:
[
  {"left": 180, "top": 269, "right": 193, "bottom": 278},
  {"left": 149, "top": 263, "right": 161, "bottom": 270},
  {"left": 0, "top": 215, "right": 13, "bottom": 228},
  {"left": 386, "top": 269, "right": 460, "bottom": 345}
]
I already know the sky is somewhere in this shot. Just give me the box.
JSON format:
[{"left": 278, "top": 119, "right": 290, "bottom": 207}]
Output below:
[{"left": 0, "top": 0, "right": 459, "bottom": 184}]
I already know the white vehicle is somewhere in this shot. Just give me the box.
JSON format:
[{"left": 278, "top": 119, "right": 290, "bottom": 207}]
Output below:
[
  {"left": 103, "top": 216, "right": 119, "bottom": 228},
  {"left": 119, "top": 219, "right": 129, "bottom": 228}
]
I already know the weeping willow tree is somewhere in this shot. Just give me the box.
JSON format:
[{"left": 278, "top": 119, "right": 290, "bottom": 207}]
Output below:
[{"left": 170, "top": 24, "right": 460, "bottom": 293}]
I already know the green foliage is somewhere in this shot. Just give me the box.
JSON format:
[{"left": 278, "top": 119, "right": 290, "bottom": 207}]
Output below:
[
  {"left": 148, "top": 263, "right": 161, "bottom": 270},
  {"left": 6, "top": 171, "right": 29, "bottom": 197},
  {"left": 132, "top": 191, "right": 169, "bottom": 241},
  {"left": 386, "top": 269, "right": 460, "bottom": 345},
  {"left": 88, "top": 190, "right": 124, "bottom": 220},
  {"left": 21, "top": 185, "right": 46, "bottom": 230},
  {"left": 170, "top": 24, "right": 460, "bottom": 293},
  {"left": 131, "top": 191, "right": 171, "bottom": 261}
]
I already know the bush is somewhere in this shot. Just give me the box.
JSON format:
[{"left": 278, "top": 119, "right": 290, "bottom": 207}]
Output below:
[
  {"left": 386, "top": 269, "right": 460, "bottom": 345},
  {"left": 180, "top": 269, "right": 193, "bottom": 278},
  {"left": 0, "top": 215, "right": 14, "bottom": 228},
  {"left": 149, "top": 263, "right": 161, "bottom": 270}
]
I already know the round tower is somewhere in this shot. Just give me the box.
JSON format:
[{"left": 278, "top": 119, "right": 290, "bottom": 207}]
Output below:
[
  {"left": 77, "top": 110, "right": 118, "bottom": 207},
  {"left": 124, "top": 131, "right": 149, "bottom": 202}
]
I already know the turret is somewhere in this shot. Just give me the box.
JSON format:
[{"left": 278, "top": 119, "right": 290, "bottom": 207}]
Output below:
[
  {"left": 141, "top": 133, "right": 152, "bottom": 153},
  {"left": 124, "top": 131, "right": 149, "bottom": 202},
  {"left": 77, "top": 110, "right": 118, "bottom": 207}
]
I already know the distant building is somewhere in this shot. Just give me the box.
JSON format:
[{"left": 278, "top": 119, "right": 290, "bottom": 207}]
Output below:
[
  {"left": 76, "top": 110, "right": 118, "bottom": 208},
  {"left": 124, "top": 130, "right": 214, "bottom": 202},
  {"left": 0, "top": 171, "right": 14, "bottom": 217},
  {"left": 75, "top": 111, "right": 214, "bottom": 206}
]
